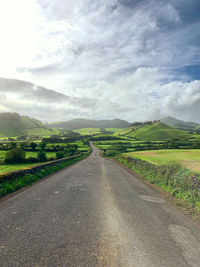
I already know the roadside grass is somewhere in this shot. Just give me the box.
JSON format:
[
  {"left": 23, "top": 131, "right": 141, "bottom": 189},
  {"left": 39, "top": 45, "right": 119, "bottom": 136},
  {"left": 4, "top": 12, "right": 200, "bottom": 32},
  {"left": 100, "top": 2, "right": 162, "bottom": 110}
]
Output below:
[
  {"left": 116, "top": 153, "right": 200, "bottom": 211},
  {"left": 0, "top": 153, "right": 89, "bottom": 198}
]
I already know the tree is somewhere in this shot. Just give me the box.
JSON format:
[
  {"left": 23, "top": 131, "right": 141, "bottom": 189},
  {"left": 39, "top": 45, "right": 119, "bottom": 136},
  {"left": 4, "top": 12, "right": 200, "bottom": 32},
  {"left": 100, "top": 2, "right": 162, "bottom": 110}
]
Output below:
[
  {"left": 10, "top": 142, "right": 17, "bottom": 149},
  {"left": 20, "top": 142, "right": 26, "bottom": 149},
  {"left": 64, "top": 144, "right": 78, "bottom": 156},
  {"left": 167, "top": 139, "right": 179, "bottom": 149},
  {"left": 39, "top": 142, "right": 47, "bottom": 150},
  {"left": 56, "top": 150, "right": 65, "bottom": 159},
  {"left": 192, "top": 142, "right": 200, "bottom": 149},
  {"left": 30, "top": 142, "right": 37, "bottom": 151},
  {"left": 37, "top": 150, "right": 47, "bottom": 162},
  {"left": 5, "top": 148, "right": 26, "bottom": 163}
]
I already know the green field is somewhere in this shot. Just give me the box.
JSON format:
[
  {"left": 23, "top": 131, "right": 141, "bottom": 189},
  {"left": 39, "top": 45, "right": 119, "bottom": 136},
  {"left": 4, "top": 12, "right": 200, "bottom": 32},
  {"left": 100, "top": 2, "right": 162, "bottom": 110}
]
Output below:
[
  {"left": 0, "top": 163, "right": 43, "bottom": 174},
  {"left": 124, "top": 149, "right": 200, "bottom": 172},
  {"left": 126, "top": 122, "right": 190, "bottom": 141},
  {"left": 74, "top": 128, "right": 101, "bottom": 135}
]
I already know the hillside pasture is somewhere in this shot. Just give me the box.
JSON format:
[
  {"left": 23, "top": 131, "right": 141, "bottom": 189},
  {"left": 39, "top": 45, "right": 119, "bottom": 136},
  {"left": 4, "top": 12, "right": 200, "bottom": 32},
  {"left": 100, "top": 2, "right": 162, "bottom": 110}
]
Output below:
[{"left": 125, "top": 122, "right": 190, "bottom": 141}]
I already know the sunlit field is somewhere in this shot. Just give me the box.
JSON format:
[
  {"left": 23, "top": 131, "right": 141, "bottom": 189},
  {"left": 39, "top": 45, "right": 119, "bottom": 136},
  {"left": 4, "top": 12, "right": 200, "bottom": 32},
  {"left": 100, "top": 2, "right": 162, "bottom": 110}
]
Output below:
[
  {"left": 0, "top": 163, "right": 42, "bottom": 174},
  {"left": 124, "top": 149, "right": 200, "bottom": 172}
]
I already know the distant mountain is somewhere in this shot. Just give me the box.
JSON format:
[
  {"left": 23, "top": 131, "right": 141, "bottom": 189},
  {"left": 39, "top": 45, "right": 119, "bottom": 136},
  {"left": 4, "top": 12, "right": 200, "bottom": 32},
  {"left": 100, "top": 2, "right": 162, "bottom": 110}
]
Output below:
[
  {"left": 161, "top": 116, "right": 199, "bottom": 131},
  {"left": 125, "top": 122, "right": 190, "bottom": 141},
  {"left": 46, "top": 118, "right": 131, "bottom": 130},
  {"left": 0, "top": 112, "right": 51, "bottom": 137}
]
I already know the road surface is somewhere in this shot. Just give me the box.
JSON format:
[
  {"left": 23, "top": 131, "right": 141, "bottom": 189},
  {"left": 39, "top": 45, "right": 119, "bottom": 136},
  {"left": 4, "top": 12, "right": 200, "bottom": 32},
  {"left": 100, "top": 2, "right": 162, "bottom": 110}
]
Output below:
[{"left": 0, "top": 145, "right": 200, "bottom": 266}]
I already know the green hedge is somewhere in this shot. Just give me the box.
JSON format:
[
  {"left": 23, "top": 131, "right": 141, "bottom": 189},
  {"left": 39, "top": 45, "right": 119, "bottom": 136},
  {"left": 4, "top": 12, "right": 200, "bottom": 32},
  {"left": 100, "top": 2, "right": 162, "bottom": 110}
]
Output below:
[{"left": 116, "top": 155, "right": 200, "bottom": 210}]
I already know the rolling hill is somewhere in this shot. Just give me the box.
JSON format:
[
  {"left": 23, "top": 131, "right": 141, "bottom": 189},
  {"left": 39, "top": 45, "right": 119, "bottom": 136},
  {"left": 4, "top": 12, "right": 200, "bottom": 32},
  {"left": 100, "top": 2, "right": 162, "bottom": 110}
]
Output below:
[
  {"left": 125, "top": 122, "right": 191, "bottom": 141},
  {"left": 46, "top": 118, "right": 131, "bottom": 130},
  {"left": 161, "top": 116, "right": 199, "bottom": 131},
  {"left": 0, "top": 112, "right": 52, "bottom": 137}
]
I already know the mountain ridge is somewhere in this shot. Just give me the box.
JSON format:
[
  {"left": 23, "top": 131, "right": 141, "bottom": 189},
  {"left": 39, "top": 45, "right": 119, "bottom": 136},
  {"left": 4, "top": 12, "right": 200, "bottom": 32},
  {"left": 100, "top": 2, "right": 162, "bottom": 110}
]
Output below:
[
  {"left": 46, "top": 118, "right": 131, "bottom": 130},
  {"left": 160, "top": 116, "right": 199, "bottom": 131},
  {"left": 0, "top": 112, "right": 51, "bottom": 137}
]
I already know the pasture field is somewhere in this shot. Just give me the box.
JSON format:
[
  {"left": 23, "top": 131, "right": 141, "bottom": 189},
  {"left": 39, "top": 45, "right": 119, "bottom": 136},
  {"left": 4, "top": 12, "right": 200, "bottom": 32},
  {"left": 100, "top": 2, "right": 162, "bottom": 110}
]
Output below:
[
  {"left": 74, "top": 128, "right": 101, "bottom": 135},
  {"left": 124, "top": 149, "right": 200, "bottom": 172},
  {"left": 0, "top": 163, "right": 43, "bottom": 174},
  {"left": 105, "top": 128, "right": 123, "bottom": 133}
]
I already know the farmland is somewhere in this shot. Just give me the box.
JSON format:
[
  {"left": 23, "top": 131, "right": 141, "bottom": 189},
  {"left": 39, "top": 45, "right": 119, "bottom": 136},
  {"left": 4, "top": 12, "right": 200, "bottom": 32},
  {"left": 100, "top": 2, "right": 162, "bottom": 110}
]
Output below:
[
  {"left": 0, "top": 163, "right": 44, "bottom": 174},
  {"left": 123, "top": 149, "right": 200, "bottom": 173},
  {"left": 0, "top": 138, "right": 90, "bottom": 174}
]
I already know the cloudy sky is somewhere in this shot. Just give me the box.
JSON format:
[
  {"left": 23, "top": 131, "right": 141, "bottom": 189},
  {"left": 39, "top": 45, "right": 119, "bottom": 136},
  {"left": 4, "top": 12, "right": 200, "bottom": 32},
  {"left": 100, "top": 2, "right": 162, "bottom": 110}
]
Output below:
[{"left": 0, "top": 0, "right": 200, "bottom": 122}]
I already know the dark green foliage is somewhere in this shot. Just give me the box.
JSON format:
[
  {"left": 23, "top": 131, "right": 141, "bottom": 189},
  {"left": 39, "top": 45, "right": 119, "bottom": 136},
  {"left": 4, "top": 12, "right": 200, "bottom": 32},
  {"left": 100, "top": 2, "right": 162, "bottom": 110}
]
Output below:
[
  {"left": 20, "top": 142, "right": 26, "bottom": 149},
  {"left": 30, "top": 142, "right": 37, "bottom": 151},
  {"left": 192, "top": 142, "right": 200, "bottom": 149},
  {"left": 64, "top": 144, "right": 78, "bottom": 156},
  {"left": 5, "top": 148, "right": 26, "bottom": 163},
  {"left": 37, "top": 150, "right": 47, "bottom": 162},
  {"left": 167, "top": 138, "right": 179, "bottom": 149},
  {"left": 10, "top": 142, "right": 17, "bottom": 149},
  {"left": 56, "top": 150, "right": 65, "bottom": 159},
  {"left": 26, "top": 157, "right": 38, "bottom": 163},
  {"left": 39, "top": 142, "right": 47, "bottom": 150},
  {"left": 104, "top": 150, "right": 118, "bottom": 157}
]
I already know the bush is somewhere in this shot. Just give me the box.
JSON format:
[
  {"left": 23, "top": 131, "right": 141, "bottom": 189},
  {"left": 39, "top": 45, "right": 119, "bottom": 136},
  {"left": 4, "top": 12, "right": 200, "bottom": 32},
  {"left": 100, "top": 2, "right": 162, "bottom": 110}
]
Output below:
[
  {"left": 56, "top": 150, "right": 65, "bottom": 159},
  {"left": 5, "top": 148, "right": 26, "bottom": 163},
  {"left": 30, "top": 142, "right": 37, "bottom": 151},
  {"left": 104, "top": 150, "right": 118, "bottom": 157},
  {"left": 26, "top": 157, "right": 38, "bottom": 163},
  {"left": 37, "top": 150, "right": 47, "bottom": 162}
]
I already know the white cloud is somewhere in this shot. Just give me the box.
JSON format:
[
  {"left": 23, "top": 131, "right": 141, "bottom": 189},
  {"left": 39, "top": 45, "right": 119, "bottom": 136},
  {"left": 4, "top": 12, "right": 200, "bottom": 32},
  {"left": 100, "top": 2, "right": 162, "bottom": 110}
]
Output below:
[{"left": 0, "top": 0, "right": 199, "bottom": 122}]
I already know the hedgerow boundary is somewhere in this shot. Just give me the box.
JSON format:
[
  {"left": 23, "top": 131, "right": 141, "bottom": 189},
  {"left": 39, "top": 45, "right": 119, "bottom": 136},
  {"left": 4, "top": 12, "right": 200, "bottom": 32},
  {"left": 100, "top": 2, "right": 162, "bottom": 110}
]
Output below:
[{"left": 115, "top": 155, "right": 200, "bottom": 211}]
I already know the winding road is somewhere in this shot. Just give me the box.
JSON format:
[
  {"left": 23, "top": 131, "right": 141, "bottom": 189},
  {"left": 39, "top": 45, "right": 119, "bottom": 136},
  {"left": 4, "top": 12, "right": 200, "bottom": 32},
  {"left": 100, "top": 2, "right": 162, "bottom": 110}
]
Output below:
[{"left": 0, "top": 145, "right": 200, "bottom": 266}]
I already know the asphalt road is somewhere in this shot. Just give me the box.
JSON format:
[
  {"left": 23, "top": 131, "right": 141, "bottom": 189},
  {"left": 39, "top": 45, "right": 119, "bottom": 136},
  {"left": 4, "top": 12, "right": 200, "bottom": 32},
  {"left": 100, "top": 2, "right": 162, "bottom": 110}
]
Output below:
[{"left": 0, "top": 145, "right": 200, "bottom": 266}]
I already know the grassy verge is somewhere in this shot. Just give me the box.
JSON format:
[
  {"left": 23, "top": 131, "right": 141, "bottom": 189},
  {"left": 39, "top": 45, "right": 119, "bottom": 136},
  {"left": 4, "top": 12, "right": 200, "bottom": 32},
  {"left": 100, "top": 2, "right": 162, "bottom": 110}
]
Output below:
[
  {"left": 116, "top": 155, "right": 200, "bottom": 211},
  {"left": 0, "top": 153, "right": 89, "bottom": 198}
]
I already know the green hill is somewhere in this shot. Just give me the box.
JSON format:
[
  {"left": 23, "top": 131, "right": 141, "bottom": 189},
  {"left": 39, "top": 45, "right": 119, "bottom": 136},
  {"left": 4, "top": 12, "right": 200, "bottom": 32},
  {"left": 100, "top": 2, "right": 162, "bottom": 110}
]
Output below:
[
  {"left": 46, "top": 118, "right": 131, "bottom": 130},
  {"left": 161, "top": 116, "right": 199, "bottom": 131},
  {"left": 0, "top": 112, "right": 51, "bottom": 137},
  {"left": 126, "top": 122, "right": 191, "bottom": 141}
]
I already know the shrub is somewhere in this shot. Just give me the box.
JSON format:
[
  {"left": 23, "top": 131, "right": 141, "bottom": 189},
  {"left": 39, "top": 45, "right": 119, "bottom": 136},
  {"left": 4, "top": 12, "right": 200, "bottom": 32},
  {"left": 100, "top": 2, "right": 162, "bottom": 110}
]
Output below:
[
  {"left": 5, "top": 148, "right": 26, "bottom": 163},
  {"left": 26, "top": 157, "right": 38, "bottom": 163},
  {"left": 37, "top": 150, "right": 47, "bottom": 162},
  {"left": 56, "top": 150, "right": 65, "bottom": 159},
  {"left": 39, "top": 142, "right": 47, "bottom": 150},
  {"left": 104, "top": 150, "right": 118, "bottom": 157},
  {"left": 30, "top": 142, "right": 37, "bottom": 151}
]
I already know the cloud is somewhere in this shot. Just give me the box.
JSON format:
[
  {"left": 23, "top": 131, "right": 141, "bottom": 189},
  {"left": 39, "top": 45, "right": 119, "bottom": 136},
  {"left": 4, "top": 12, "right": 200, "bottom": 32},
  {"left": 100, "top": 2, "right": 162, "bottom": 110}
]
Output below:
[
  {"left": 1, "top": 70, "right": 200, "bottom": 123},
  {"left": 0, "top": 0, "right": 200, "bottom": 122}
]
